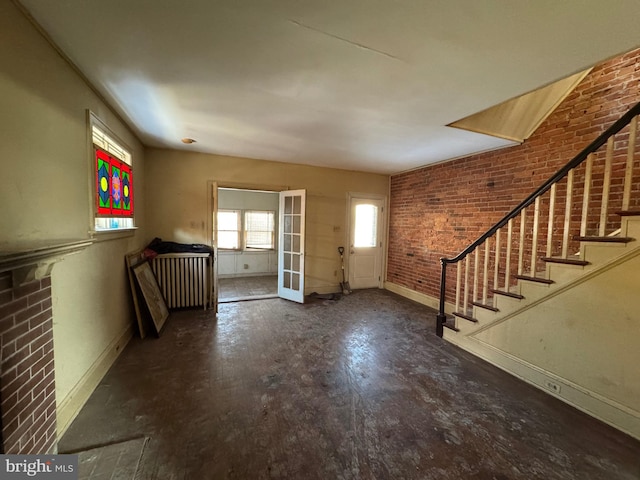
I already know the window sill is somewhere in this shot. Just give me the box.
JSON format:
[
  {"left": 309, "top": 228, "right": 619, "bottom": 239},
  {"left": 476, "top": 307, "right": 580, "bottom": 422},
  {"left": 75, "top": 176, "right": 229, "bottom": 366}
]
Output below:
[{"left": 89, "top": 227, "right": 138, "bottom": 243}]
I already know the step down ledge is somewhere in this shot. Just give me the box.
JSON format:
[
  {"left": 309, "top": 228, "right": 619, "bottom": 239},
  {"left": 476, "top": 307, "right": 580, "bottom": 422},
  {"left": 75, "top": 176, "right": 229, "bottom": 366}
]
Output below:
[
  {"left": 574, "top": 236, "right": 634, "bottom": 243},
  {"left": 443, "top": 323, "right": 460, "bottom": 332},
  {"left": 453, "top": 311, "right": 479, "bottom": 323},
  {"left": 472, "top": 301, "right": 499, "bottom": 312},
  {"left": 541, "top": 257, "right": 590, "bottom": 266},
  {"left": 491, "top": 289, "right": 525, "bottom": 300},
  {"left": 514, "top": 275, "right": 554, "bottom": 285}
]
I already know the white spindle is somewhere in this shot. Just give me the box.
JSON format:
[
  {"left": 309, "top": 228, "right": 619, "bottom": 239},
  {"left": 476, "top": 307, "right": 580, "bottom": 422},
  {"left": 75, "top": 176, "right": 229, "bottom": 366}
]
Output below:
[
  {"left": 546, "top": 183, "right": 557, "bottom": 257},
  {"left": 463, "top": 256, "right": 470, "bottom": 313},
  {"left": 599, "top": 137, "right": 614, "bottom": 236},
  {"left": 518, "top": 209, "right": 526, "bottom": 276},
  {"left": 473, "top": 248, "right": 479, "bottom": 302},
  {"left": 505, "top": 219, "right": 513, "bottom": 290},
  {"left": 483, "top": 238, "right": 490, "bottom": 304},
  {"left": 580, "top": 154, "right": 594, "bottom": 237},
  {"left": 622, "top": 116, "right": 637, "bottom": 211},
  {"left": 530, "top": 197, "right": 540, "bottom": 277},
  {"left": 562, "top": 170, "right": 574, "bottom": 258}
]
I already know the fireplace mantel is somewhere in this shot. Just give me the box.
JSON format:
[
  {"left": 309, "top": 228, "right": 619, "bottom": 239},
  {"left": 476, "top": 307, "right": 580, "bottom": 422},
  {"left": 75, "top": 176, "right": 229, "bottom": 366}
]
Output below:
[{"left": 0, "top": 239, "right": 94, "bottom": 284}]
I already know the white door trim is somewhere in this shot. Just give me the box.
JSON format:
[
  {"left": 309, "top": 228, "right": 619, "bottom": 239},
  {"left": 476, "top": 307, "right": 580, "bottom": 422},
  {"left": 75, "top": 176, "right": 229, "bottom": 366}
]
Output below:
[{"left": 346, "top": 192, "right": 387, "bottom": 289}]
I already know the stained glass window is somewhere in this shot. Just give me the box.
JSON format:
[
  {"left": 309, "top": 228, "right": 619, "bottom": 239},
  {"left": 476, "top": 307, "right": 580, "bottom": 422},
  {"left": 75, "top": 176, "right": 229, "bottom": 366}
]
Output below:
[{"left": 95, "top": 148, "right": 133, "bottom": 217}]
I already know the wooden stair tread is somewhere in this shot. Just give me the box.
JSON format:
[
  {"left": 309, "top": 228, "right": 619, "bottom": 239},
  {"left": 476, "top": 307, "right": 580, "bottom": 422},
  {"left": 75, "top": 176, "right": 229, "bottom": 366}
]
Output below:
[
  {"left": 472, "top": 301, "right": 499, "bottom": 312},
  {"left": 443, "top": 323, "right": 460, "bottom": 332},
  {"left": 491, "top": 289, "right": 524, "bottom": 300},
  {"left": 541, "top": 257, "right": 589, "bottom": 266},
  {"left": 574, "top": 236, "right": 634, "bottom": 243},
  {"left": 453, "top": 311, "right": 479, "bottom": 323},
  {"left": 515, "top": 275, "right": 554, "bottom": 285},
  {"left": 616, "top": 210, "right": 640, "bottom": 217}
]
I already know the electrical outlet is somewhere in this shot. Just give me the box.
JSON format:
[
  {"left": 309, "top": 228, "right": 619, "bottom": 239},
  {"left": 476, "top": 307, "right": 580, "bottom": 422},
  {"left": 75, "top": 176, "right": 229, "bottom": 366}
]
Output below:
[
  {"left": 244, "top": 264, "right": 249, "bottom": 270},
  {"left": 545, "top": 380, "right": 561, "bottom": 394}
]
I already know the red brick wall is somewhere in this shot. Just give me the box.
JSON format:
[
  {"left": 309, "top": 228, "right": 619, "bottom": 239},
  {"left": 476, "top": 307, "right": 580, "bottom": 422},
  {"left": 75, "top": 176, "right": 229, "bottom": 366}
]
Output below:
[
  {"left": 0, "top": 272, "right": 57, "bottom": 454},
  {"left": 388, "top": 48, "right": 640, "bottom": 300}
]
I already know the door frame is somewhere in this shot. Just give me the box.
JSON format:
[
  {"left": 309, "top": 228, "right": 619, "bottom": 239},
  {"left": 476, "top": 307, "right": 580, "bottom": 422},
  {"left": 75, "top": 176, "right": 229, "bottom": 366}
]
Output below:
[
  {"left": 345, "top": 192, "right": 388, "bottom": 289},
  {"left": 207, "top": 180, "right": 291, "bottom": 308}
]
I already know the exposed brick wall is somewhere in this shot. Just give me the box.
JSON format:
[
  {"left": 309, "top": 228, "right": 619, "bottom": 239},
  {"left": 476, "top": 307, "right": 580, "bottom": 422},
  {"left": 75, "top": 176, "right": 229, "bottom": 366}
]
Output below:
[
  {"left": 388, "top": 48, "right": 640, "bottom": 300},
  {"left": 0, "top": 272, "right": 57, "bottom": 454}
]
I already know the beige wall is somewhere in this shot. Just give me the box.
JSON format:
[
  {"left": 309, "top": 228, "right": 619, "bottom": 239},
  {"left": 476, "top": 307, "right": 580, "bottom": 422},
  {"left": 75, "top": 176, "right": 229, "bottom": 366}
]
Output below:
[
  {"left": 0, "top": 1, "right": 146, "bottom": 434},
  {"left": 145, "top": 148, "right": 389, "bottom": 294},
  {"left": 472, "top": 250, "right": 640, "bottom": 437}
]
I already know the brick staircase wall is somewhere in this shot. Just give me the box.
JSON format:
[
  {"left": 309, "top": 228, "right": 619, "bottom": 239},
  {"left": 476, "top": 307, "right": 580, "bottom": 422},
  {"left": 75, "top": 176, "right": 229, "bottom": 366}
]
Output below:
[{"left": 388, "top": 48, "right": 640, "bottom": 300}]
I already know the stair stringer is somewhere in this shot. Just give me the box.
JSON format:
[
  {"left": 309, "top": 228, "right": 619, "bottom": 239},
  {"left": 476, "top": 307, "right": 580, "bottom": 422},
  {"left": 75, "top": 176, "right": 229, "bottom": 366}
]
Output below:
[{"left": 444, "top": 240, "right": 640, "bottom": 440}]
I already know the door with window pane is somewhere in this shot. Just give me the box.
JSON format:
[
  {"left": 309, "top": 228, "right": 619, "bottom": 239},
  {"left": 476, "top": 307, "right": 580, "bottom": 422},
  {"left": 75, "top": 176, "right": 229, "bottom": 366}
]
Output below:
[
  {"left": 349, "top": 197, "right": 384, "bottom": 289},
  {"left": 278, "top": 190, "right": 306, "bottom": 303}
]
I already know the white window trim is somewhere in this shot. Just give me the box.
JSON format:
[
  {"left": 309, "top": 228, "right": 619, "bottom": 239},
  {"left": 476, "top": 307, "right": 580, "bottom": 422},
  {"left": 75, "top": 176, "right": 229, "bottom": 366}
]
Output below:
[
  {"left": 217, "top": 209, "right": 277, "bottom": 251},
  {"left": 244, "top": 210, "right": 276, "bottom": 250},
  {"left": 217, "top": 209, "right": 242, "bottom": 250},
  {"left": 88, "top": 111, "right": 137, "bottom": 237}
]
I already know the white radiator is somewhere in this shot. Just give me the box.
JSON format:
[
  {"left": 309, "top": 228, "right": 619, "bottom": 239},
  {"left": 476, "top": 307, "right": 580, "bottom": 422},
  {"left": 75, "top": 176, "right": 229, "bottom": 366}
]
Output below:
[{"left": 151, "top": 253, "right": 211, "bottom": 309}]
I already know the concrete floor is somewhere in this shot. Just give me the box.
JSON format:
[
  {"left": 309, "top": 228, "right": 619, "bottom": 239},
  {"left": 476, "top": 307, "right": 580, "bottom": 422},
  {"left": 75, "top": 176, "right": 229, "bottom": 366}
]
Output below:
[{"left": 59, "top": 290, "right": 640, "bottom": 479}]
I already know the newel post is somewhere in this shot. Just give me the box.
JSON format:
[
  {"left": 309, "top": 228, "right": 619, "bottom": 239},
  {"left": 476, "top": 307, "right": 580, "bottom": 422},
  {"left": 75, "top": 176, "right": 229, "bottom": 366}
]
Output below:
[{"left": 436, "top": 258, "right": 447, "bottom": 338}]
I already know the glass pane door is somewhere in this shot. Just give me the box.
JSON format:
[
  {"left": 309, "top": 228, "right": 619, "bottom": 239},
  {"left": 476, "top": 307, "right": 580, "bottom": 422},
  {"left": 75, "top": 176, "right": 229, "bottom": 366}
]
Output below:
[{"left": 278, "top": 190, "right": 306, "bottom": 303}]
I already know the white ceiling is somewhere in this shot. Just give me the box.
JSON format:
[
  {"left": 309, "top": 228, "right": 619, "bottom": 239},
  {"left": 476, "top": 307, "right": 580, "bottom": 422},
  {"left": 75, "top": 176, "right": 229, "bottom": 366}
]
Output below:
[{"left": 18, "top": 0, "right": 640, "bottom": 174}]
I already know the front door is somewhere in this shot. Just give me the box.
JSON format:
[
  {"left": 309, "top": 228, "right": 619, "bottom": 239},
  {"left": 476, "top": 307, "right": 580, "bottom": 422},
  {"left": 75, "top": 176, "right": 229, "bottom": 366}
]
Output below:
[
  {"left": 348, "top": 196, "right": 384, "bottom": 289},
  {"left": 278, "top": 189, "right": 306, "bottom": 303}
]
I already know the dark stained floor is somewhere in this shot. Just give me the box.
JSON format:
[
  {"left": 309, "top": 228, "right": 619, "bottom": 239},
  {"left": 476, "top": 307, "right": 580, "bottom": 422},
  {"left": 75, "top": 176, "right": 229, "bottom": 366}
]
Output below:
[{"left": 59, "top": 290, "right": 640, "bottom": 479}]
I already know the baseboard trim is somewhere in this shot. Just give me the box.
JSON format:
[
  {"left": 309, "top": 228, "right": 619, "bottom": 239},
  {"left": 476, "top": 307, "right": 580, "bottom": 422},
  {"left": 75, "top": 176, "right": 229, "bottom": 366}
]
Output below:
[
  {"left": 56, "top": 324, "right": 133, "bottom": 438},
  {"left": 384, "top": 281, "right": 454, "bottom": 314},
  {"left": 443, "top": 331, "right": 640, "bottom": 441}
]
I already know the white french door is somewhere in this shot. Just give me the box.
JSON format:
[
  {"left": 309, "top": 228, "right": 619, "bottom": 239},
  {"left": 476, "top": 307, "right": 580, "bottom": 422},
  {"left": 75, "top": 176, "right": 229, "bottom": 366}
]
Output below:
[
  {"left": 278, "top": 189, "right": 306, "bottom": 303},
  {"left": 348, "top": 196, "right": 384, "bottom": 289},
  {"left": 209, "top": 181, "right": 219, "bottom": 312}
]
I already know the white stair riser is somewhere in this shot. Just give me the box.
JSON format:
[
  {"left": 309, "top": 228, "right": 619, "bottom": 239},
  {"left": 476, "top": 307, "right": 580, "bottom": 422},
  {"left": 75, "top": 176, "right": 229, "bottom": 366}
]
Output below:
[
  {"left": 622, "top": 217, "right": 640, "bottom": 238},
  {"left": 581, "top": 242, "right": 633, "bottom": 264}
]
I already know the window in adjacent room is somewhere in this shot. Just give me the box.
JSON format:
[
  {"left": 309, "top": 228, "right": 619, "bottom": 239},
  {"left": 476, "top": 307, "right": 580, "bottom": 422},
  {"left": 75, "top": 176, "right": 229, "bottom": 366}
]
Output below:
[
  {"left": 91, "top": 114, "right": 134, "bottom": 231},
  {"left": 245, "top": 210, "right": 275, "bottom": 249},
  {"left": 217, "top": 210, "right": 241, "bottom": 249}
]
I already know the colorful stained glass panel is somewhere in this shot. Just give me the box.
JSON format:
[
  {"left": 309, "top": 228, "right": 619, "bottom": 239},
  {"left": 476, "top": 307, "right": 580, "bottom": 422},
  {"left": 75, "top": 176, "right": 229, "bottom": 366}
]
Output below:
[
  {"left": 96, "top": 150, "right": 111, "bottom": 215},
  {"left": 121, "top": 167, "right": 133, "bottom": 213},
  {"left": 95, "top": 148, "right": 134, "bottom": 217}
]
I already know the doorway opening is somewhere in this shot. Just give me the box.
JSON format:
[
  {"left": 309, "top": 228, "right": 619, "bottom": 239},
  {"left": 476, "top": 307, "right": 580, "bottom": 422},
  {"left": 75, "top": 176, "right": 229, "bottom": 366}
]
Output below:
[{"left": 216, "top": 188, "right": 279, "bottom": 303}]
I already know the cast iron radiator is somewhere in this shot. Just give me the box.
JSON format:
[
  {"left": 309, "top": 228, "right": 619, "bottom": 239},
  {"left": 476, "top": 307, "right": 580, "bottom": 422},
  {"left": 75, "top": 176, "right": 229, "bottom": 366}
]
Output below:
[{"left": 151, "top": 253, "right": 211, "bottom": 309}]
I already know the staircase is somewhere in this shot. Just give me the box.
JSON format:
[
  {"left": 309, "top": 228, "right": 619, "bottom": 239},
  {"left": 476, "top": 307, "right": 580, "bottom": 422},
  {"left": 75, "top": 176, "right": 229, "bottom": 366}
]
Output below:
[
  {"left": 443, "top": 213, "right": 639, "bottom": 336},
  {"left": 435, "top": 102, "right": 640, "bottom": 440}
]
